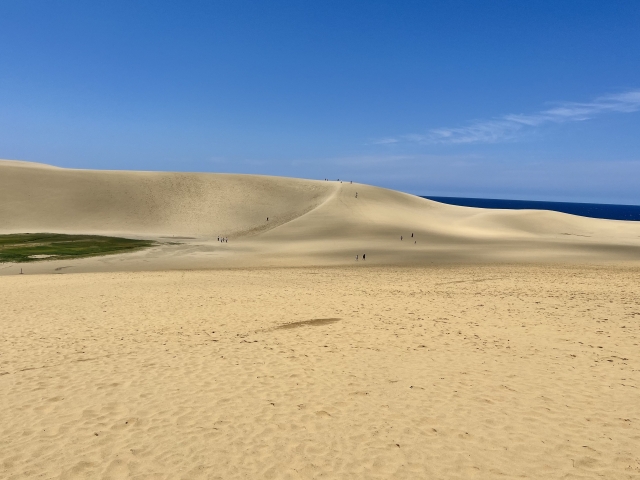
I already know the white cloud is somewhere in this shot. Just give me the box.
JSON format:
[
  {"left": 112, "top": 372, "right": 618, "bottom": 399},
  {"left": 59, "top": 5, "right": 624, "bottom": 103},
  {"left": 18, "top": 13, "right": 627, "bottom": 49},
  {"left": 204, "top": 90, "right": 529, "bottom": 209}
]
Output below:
[
  {"left": 372, "top": 137, "right": 400, "bottom": 145},
  {"left": 381, "top": 89, "right": 640, "bottom": 145}
]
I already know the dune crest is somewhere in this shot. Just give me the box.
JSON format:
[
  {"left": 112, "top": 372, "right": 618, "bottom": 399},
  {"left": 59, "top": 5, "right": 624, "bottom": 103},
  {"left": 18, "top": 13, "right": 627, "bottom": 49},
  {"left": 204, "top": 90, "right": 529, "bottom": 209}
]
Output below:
[
  {"left": 1, "top": 159, "right": 640, "bottom": 273},
  {"left": 0, "top": 159, "right": 334, "bottom": 238}
]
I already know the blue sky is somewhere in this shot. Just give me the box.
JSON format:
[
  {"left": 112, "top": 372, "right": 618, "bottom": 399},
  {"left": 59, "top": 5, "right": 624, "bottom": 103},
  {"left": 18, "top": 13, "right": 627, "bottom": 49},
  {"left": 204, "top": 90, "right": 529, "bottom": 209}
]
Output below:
[{"left": 1, "top": 1, "right": 640, "bottom": 203}]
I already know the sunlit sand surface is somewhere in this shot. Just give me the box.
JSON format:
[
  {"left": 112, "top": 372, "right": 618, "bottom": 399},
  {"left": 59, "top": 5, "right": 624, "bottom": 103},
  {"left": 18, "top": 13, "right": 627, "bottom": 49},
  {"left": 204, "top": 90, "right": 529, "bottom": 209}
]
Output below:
[
  {"left": 1, "top": 160, "right": 640, "bottom": 478},
  {"left": 2, "top": 266, "right": 639, "bottom": 478}
]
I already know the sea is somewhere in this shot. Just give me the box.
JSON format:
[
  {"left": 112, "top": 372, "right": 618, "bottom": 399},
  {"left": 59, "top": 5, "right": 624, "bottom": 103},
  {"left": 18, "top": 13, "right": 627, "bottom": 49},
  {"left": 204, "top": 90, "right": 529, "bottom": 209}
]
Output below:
[{"left": 422, "top": 197, "right": 640, "bottom": 222}]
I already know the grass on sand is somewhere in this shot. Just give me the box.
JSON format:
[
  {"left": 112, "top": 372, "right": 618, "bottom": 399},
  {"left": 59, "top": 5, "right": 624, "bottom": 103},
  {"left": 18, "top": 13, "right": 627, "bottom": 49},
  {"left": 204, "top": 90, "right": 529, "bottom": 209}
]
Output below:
[{"left": 0, "top": 233, "right": 154, "bottom": 263}]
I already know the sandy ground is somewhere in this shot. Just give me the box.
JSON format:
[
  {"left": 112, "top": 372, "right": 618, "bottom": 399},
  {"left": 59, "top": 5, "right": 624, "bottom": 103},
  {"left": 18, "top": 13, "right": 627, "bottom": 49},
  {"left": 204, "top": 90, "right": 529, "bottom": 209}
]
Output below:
[
  {"left": 1, "top": 266, "right": 639, "bottom": 479},
  {"left": 2, "top": 160, "right": 640, "bottom": 478}
]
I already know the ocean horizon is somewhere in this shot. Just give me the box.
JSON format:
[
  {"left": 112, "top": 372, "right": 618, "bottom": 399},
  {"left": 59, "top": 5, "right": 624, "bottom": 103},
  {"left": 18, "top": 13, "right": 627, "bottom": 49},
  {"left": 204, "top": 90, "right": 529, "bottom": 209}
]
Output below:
[{"left": 422, "top": 196, "right": 640, "bottom": 221}]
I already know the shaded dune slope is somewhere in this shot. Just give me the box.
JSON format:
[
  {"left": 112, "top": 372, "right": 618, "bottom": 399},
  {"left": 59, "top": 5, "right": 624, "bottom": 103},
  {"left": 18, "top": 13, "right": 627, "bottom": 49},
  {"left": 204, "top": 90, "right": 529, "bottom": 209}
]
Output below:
[
  {"left": 1, "top": 159, "right": 640, "bottom": 270},
  {"left": 0, "top": 160, "right": 334, "bottom": 238}
]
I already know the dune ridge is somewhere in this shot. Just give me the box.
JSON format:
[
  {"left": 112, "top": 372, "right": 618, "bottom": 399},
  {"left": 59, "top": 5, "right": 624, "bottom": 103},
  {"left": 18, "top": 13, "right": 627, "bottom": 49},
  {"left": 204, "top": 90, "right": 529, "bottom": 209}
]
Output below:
[
  {"left": 1, "top": 159, "right": 640, "bottom": 274},
  {"left": 0, "top": 159, "right": 335, "bottom": 238}
]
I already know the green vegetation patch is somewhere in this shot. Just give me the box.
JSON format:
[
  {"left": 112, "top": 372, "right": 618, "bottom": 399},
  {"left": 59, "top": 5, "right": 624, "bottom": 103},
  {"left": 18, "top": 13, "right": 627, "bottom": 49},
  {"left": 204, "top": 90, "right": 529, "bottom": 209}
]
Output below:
[{"left": 0, "top": 233, "right": 155, "bottom": 263}]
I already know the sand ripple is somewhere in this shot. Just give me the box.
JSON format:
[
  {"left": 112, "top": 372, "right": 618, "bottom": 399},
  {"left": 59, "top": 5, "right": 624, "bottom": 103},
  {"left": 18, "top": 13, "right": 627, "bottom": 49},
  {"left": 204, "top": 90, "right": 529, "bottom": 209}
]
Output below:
[{"left": 1, "top": 266, "right": 639, "bottom": 478}]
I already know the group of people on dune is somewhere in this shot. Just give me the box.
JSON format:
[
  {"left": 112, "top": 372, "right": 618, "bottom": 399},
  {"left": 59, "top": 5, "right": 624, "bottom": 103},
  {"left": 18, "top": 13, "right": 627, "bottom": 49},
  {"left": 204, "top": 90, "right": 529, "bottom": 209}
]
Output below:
[{"left": 357, "top": 232, "right": 417, "bottom": 261}]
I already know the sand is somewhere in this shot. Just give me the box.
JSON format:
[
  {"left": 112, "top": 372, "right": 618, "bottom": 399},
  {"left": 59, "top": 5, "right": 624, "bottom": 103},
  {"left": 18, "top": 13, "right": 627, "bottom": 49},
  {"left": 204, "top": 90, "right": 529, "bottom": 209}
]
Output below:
[
  {"left": 1, "top": 160, "right": 640, "bottom": 479},
  {"left": 1, "top": 266, "right": 639, "bottom": 479},
  {"left": 2, "top": 159, "right": 640, "bottom": 275}
]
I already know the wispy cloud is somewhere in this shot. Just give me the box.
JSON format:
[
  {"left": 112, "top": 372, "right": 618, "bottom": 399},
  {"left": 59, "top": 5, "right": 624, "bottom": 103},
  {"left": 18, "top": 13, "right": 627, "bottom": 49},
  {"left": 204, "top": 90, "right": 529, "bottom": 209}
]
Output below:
[{"left": 379, "top": 89, "right": 640, "bottom": 145}]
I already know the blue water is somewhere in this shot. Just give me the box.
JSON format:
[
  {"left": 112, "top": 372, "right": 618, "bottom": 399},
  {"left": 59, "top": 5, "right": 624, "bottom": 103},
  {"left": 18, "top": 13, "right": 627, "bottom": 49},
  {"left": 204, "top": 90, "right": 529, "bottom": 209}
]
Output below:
[{"left": 422, "top": 197, "right": 640, "bottom": 221}]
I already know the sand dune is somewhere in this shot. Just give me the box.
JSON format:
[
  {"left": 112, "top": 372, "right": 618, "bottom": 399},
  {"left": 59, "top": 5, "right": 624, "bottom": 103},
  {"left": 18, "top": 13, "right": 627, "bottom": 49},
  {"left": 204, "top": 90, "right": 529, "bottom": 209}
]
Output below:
[
  {"left": 1, "top": 159, "right": 639, "bottom": 274},
  {"left": 2, "top": 160, "right": 640, "bottom": 479},
  {"left": 0, "top": 159, "right": 333, "bottom": 238}
]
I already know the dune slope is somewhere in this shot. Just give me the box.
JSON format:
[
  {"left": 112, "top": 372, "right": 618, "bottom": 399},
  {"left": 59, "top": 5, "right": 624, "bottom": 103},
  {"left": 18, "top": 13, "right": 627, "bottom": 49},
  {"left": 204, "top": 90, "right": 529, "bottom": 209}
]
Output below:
[
  {"left": 1, "top": 159, "right": 640, "bottom": 273},
  {"left": 0, "top": 160, "right": 333, "bottom": 238}
]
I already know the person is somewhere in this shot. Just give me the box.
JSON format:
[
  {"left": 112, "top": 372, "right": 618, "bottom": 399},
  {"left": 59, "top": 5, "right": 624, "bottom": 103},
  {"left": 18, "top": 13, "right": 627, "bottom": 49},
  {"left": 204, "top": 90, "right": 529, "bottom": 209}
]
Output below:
[
  {"left": 411, "top": 233, "right": 413, "bottom": 237},
  {"left": 363, "top": 254, "right": 365, "bottom": 260}
]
